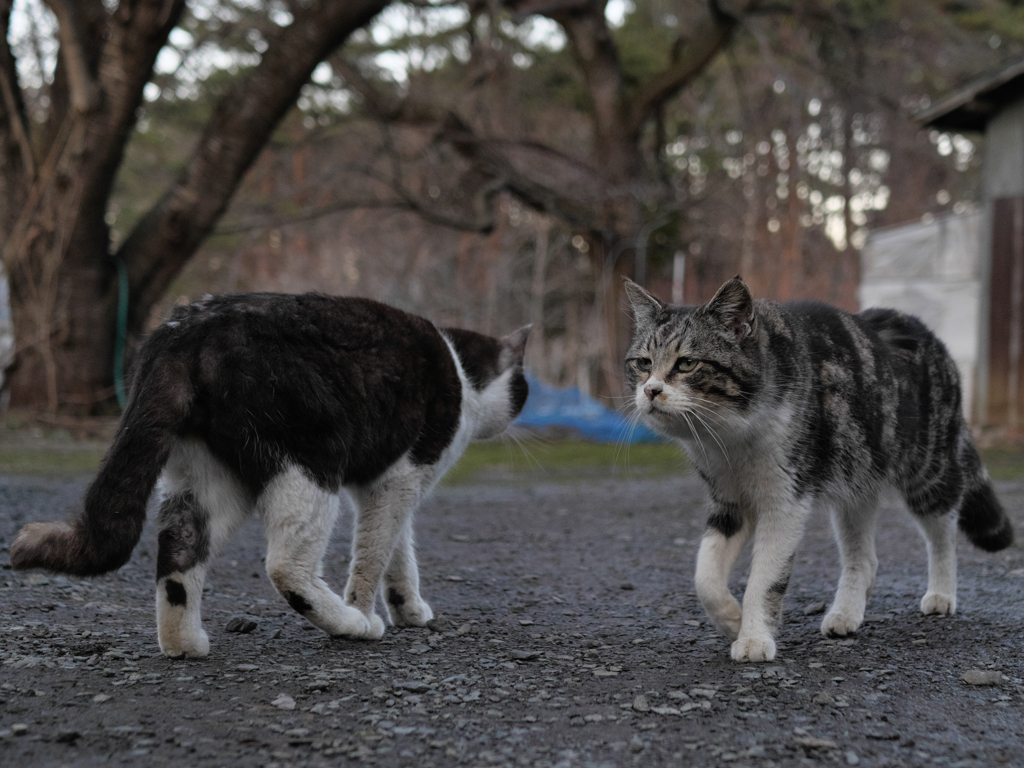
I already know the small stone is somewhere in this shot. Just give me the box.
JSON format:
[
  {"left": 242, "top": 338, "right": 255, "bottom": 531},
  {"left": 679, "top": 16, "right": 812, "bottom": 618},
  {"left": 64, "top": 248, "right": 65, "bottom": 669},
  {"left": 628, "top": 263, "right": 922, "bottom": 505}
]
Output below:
[
  {"left": 795, "top": 736, "right": 839, "bottom": 750},
  {"left": 426, "top": 615, "right": 451, "bottom": 633},
  {"left": 408, "top": 645, "right": 430, "bottom": 655},
  {"left": 569, "top": 716, "right": 585, "bottom": 727},
  {"left": 812, "top": 691, "right": 835, "bottom": 705},
  {"left": 306, "top": 680, "right": 330, "bottom": 691},
  {"left": 620, "top": 583, "right": 635, "bottom": 590},
  {"left": 11, "top": 724, "right": 28, "bottom": 736},
  {"left": 629, "top": 735, "right": 646, "bottom": 753},
  {"left": 446, "top": 575, "right": 464, "bottom": 582},
  {"left": 846, "top": 750, "right": 861, "bottom": 765},
  {"left": 454, "top": 623, "right": 473, "bottom": 636},
  {"left": 225, "top": 617, "right": 258, "bottom": 634},
  {"left": 632, "top": 694, "right": 650, "bottom": 712},
  {"left": 394, "top": 681, "right": 431, "bottom": 693},
  {"left": 961, "top": 670, "right": 1006, "bottom": 686},
  {"left": 651, "top": 706, "right": 682, "bottom": 716},
  {"left": 803, "top": 601, "right": 827, "bottom": 616},
  {"left": 93, "top": 693, "right": 112, "bottom": 703},
  {"left": 518, "top": 619, "right": 535, "bottom": 626},
  {"left": 508, "top": 649, "right": 541, "bottom": 661},
  {"left": 55, "top": 730, "right": 80, "bottom": 744},
  {"left": 235, "top": 664, "right": 259, "bottom": 671},
  {"left": 272, "top": 693, "right": 296, "bottom": 710}
]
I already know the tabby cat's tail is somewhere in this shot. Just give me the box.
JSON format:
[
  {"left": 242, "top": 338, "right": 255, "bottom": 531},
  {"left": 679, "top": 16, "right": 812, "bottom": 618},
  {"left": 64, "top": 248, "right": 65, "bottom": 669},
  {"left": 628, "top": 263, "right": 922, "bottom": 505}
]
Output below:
[
  {"left": 9, "top": 361, "right": 189, "bottom": 577},
  {"left": 958, "top": 440, "right": 1014, "bottom": 552}
]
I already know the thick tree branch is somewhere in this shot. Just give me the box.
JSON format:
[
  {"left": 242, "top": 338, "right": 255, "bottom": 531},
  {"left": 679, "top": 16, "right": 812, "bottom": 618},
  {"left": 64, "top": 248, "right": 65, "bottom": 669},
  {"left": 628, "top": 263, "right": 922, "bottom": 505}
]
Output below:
[
  {"left": 118, "top": 0, "right": 392, "bottom": 326},
  {"left": 625, "top": 0, "right": 760, "bottom": 137},
  {"left": 43, "top": 0, "right": 104, "bottom": 114},
  {"left": 0, "top": 2, "right": 35, "bottom": 180}
]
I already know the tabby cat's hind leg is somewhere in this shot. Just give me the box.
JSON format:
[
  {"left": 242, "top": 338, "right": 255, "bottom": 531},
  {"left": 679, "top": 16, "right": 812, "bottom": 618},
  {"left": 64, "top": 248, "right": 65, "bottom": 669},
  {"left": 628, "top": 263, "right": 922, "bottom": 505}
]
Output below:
[
  {"left": 383, "top": 515, "right": 433, "bottom": 627},
  {"left": 821, "top": 493, "right": 880, "bottom": 637},
  {"left": 914, "top": 511, "right": 958, "bottom": 616},
  {"left": 156, "top": 440, "right": 250, "bottom": 659},
  {"left": 261, "top": 467, "right": 380, "bottom": 639}
]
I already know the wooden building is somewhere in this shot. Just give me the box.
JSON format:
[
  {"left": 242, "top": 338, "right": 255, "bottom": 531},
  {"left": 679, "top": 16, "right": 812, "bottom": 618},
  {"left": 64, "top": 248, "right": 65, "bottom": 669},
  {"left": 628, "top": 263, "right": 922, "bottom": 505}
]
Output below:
[{"left": 920, "top": 58, "right": 1024, "bottom": 428}]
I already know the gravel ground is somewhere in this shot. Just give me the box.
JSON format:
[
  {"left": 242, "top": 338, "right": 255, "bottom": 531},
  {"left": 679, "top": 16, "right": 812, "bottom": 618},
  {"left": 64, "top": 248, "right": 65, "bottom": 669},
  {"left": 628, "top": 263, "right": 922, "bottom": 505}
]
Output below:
[{"left": 1, "top": 472, "right": 1023, "bottom": 767}]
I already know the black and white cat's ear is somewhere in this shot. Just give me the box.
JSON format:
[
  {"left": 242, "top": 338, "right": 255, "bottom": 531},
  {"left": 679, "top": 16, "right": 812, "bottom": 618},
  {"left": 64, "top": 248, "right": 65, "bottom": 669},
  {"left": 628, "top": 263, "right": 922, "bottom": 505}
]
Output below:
[
  {"left": 622, "top": 277, "right": 665, "bottom": 333},
  {"left": 704, "top": 275, "right": 755, "bottom": 342},
  {"left": 499, "top": 324, "right": 532, "bottom": 370}
]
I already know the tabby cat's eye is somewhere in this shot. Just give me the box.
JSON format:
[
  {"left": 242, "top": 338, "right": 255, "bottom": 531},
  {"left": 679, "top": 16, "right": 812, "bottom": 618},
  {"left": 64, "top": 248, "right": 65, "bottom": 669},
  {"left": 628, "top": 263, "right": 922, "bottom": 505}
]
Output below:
[
  {"left": 675, "top": 357, "right": 698, "bottom": 373},
  {"left": 635, "top": 358, "right": 652, "bottom": 373}
]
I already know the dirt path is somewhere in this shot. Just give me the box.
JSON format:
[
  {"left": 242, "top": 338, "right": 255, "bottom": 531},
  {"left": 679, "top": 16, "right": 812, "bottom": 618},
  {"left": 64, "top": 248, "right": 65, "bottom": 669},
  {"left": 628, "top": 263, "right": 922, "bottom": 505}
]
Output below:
[{"left": 1, "top": 473, "right": 1023, "bottom": 767}]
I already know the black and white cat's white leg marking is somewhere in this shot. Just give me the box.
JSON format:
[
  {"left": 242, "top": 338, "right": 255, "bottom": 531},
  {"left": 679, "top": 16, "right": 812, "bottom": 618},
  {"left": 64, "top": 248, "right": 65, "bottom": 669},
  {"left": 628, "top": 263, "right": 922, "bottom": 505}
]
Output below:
[
  {"left": 732, "top": 497, "right": 812, "bottom": 662},
  {"left": 382, "top": 514, "right": 433, "bottom": 627},
  {"left": 261, "top": 467, "right": 379, "bottom": 638},
  {"left": 344, "top": 458, "right": 426, "bottom": 632},
  {"left": 156, "top": 440, "right": 251, "bottom": 659},
  {"left": 821, "top": 492, "right": 880, "bottom": 636},
  {"left": 915, "top": 511, "right": 958, "bottom": 616},
  {"left": 695, "top": 504, "right": 752, "bottom": 641}
]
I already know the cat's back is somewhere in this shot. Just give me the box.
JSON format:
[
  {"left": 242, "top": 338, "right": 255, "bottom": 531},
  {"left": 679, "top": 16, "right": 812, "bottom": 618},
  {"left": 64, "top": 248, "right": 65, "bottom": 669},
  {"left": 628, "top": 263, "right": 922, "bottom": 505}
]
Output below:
[{"left": 140, "top": 293, "right": 463, "bottom": 490}]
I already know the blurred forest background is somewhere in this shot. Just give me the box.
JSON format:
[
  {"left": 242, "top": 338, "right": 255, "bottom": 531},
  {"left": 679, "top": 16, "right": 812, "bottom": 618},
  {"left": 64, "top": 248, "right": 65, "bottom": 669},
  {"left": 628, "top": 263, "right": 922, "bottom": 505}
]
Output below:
[{"left": 3, "top": 0, "right": 1024, "bottom": 410}]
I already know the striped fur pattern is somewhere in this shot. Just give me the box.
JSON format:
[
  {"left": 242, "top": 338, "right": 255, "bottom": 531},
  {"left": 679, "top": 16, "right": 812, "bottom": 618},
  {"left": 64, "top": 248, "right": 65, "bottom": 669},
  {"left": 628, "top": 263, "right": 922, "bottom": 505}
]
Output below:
[
  {"left": 624, "top": 276, "right": 1012, "bottom": 663},
  {"left": 11, "top": 293, "right": 529, "bottom": 658}
]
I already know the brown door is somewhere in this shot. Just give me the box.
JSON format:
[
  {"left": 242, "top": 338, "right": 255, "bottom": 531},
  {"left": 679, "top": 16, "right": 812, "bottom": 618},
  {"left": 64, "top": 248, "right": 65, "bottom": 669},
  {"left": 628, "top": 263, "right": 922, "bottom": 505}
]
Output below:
[{"left": 987, "top": 196, "right": 1024, "bottom": 427}]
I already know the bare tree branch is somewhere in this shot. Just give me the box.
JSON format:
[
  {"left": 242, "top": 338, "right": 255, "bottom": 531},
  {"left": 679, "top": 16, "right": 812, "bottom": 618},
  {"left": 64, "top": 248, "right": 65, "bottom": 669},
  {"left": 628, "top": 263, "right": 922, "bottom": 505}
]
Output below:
[
  {"left": 625, "top": 0, "right": 760, "bottom": 137},
  {"left": 42, "top": 0, "right": 104, "bottom": 114},
  {"left": 0, "top": 2, "right": 35, "bottom": 180},
  {"left": 117, "top": 0, "right": 392, "bottom": 327}
]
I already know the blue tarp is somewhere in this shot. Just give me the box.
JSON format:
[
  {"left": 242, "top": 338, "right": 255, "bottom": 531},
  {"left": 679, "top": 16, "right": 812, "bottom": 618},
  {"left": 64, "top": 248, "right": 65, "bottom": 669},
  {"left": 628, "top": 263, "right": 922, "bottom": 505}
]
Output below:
[{"left": 513, "top": 373, "right": 662, "bottom": 443}]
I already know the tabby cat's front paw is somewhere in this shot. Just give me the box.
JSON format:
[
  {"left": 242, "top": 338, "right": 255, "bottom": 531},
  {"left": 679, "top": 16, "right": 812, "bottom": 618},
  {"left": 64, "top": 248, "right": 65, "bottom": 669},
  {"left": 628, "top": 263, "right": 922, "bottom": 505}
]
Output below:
[
  {"left": 920, "top": 592, "right": 956, "bottom": 616},
  {"left": 820, "top": 608, "right": 862, "bottom": 637},
  {"left": 731, "top": 635, "right": 776, "bottom": 663}
]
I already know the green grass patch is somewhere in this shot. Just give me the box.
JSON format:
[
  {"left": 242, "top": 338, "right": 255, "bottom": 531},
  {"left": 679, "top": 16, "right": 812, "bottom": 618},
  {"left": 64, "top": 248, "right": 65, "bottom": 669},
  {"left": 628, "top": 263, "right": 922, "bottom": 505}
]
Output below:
[
  {"left": 979, "top": 448, "right": 1024, "bottom": 481},
  {"left": 442, "top": 438, "right": 688, "bottom": 486},
  {"left": 0, "top": 448, "right": 106, "bottom": 477}
]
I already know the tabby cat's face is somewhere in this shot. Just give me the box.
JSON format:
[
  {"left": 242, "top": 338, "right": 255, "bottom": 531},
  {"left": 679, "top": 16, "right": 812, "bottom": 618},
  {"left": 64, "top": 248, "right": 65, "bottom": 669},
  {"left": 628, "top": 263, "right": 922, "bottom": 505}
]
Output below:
[{"left": 623, "top": 277, "right": 761, "bottom": 440}]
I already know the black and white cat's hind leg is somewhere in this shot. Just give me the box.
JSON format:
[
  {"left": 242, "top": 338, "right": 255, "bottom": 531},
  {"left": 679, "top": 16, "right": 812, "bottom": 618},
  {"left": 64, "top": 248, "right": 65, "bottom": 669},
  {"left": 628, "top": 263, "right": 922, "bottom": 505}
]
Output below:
[
  {"left": 260, "top": 467, "right": 383, "bottom": 639},
  {"left": 344, "top": 459, "right": 432, "bottom": 633},
  {"left": 156, "top": 440, "right": 252, "bottom": 658}
]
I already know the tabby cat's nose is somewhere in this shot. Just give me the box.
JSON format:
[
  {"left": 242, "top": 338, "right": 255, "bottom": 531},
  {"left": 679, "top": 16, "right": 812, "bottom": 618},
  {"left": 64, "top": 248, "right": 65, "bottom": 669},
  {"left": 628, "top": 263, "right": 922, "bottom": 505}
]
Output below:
[{"left": 644, "top": 382, "right": 663, "bottom": 401}]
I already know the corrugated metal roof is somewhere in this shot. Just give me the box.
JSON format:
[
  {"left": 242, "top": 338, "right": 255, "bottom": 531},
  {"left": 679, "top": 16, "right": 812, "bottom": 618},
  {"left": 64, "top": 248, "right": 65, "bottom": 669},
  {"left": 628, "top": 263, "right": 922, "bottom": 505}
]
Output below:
[{"left": 918, "top": 57, "right": 1024, "bottom": 132}]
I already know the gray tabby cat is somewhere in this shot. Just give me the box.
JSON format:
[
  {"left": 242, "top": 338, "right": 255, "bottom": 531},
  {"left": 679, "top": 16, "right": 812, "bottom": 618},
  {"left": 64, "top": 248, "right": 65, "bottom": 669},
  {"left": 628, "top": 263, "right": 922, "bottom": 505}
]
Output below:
[{"left": 623, "top": 276, "right": 1013, "bottom": 663}]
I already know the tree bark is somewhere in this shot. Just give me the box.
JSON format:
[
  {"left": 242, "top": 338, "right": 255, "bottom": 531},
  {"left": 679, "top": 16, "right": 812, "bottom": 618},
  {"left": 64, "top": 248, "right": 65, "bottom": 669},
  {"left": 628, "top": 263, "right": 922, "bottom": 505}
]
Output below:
[{"left": 2, "top": 0, "right": 390, "bottom": 411}]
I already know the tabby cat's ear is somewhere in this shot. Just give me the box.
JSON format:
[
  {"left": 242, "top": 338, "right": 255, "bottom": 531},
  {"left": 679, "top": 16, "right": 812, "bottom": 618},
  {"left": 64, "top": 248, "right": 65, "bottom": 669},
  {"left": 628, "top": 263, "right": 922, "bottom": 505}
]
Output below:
[
  {"left": 622, "top": 277, "right": 665, "bottom": 333},
  {"left": 499, "top": 324, "right": 532, "bottom": 370},
  {"left": 704, "top": 276, "right": 755, "bottom": 342}
]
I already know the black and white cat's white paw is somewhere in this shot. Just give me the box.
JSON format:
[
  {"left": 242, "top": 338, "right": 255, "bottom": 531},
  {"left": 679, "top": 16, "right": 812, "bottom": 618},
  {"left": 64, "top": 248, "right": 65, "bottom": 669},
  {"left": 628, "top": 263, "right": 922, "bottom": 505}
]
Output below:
[
  {"left": 820, "top": 607, "right": 863, "bottom": 637},
  {"left": 327, "top": 604, "right": 386, "bottom": 640},
  {"left": 731, "top": 634, "right": 776, "bottom": 663},
  {"left": 157, "top": 622, "right": 210, "bottom": 659},
  {"left": 385, "top": 588, "right": 434, "bottom": 627},
  {"left": 920, "top": 592, "right": 956, "bottom": 616}
]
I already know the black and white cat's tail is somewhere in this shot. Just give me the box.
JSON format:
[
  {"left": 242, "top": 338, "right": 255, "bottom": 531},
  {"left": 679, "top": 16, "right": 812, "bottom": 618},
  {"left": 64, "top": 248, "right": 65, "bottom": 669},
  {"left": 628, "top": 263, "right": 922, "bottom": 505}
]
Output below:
[
  {"left": 957, "top": 438, "right": 1014, "bottom": 552},
  {"left": 10, "top": 359, "right": 189, "bottom": 577}
]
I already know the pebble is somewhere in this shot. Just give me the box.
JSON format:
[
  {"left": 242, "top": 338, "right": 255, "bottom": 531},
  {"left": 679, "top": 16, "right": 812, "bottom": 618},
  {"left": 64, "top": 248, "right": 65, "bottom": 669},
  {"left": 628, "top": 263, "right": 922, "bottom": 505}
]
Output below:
[
  {"left": 93, "top": 694, "right": 112, "bottom": 703},
  {"left": 225, "top": 617, "right": 258, "bottom": 634},
  {"left": 508, "top": 649, "right": 541, "bottom": 661},
  {"left": 11, "top": 724, "right": 28, "bottom": 736},
  {"left": 632, "top": 694, "right": 650, "bottom": 712},
  {"left": 812, "top": 691, "right": 836, "bottom": 705},
  {"left": 272, "top": 694, "right": 296, "bottom": 710},
  {"left": 426, "top": 615, "right": 451, "bottom": 632},
  {"left": 846, "top": 750, "right": 861, "bottom": 765},
  {"left": 394, "top": 681, "right": 431, "bottom": 693},
  {"left": 803, "top": 601, "right": 827, "bottom": 616},
  {"left": 795, "top": 736, "right": 838, "bottom": 750},
  {"left": 961, "top": 670, "right": 1006, "bottom": 686}
]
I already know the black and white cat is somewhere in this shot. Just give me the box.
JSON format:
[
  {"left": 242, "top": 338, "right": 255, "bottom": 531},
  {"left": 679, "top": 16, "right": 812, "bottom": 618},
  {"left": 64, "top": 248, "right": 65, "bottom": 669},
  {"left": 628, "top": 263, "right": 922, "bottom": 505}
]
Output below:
[
  {"left": 623, "top": 276, "right": 1013, "bottom": 663},
  {"left": 11, "top": 293, "right": 529, "bottom": 658}
]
